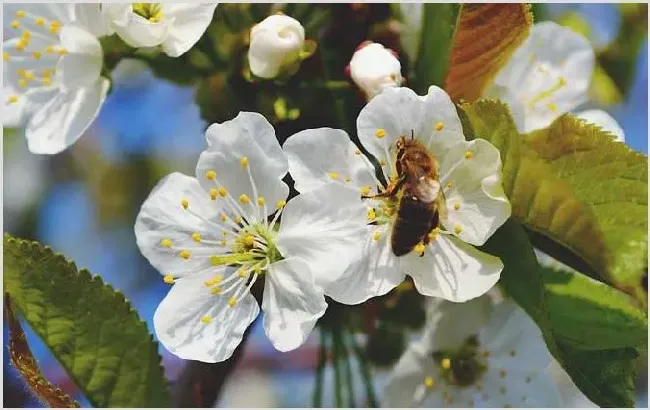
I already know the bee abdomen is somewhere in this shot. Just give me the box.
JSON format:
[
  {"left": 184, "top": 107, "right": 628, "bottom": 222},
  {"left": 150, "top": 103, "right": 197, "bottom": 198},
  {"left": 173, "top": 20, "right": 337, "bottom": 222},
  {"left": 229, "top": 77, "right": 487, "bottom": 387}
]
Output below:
[{"left": 391, "top": 196, "right": 436, "bottom": 257}]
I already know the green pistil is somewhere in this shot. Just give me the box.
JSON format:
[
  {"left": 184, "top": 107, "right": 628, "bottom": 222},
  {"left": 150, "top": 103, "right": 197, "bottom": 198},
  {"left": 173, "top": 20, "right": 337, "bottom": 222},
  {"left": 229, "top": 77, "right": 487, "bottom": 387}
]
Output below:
[{"left": 132, "top": 3, "right": 163, "bottom": 21}]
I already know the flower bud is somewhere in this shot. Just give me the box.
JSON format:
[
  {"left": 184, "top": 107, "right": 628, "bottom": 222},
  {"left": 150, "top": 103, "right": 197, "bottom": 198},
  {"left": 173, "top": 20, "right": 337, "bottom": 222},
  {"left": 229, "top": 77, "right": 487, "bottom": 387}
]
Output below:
[
  {"left": 349, "top": 42, "right": 403, "bottom": 100},
  {"left": 248, "top": 14, "right": 306, "bottom": 79}
]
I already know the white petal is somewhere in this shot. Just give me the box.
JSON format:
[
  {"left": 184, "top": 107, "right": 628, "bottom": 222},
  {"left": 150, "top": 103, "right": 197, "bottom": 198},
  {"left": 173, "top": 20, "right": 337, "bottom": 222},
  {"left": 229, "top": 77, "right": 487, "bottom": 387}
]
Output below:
[
  {"left": 74, "top": 4, "right": 114, "bottom": 37},
  {"left": 575, "top": 108, "right": 625, "bottom": 142},
  {"left": 57, "top": 25, "right": 103, "bottom": 89},
  {"left": 196, "top": 112, "right": 289, "bottom": 222},
  {"left": 439, "top": 139, "right": 511, "bottom": 246},
  {"left": 479, "top": 366, "right": 562, "bottom": 407},
  {"left": 248, "top": 14, "right": 305, "bottom": 79},
  {"left": 161, "top": 3, "right": 218, "bottom": 57},
  {"left": 396, "top": 2, "right": 423, "bottom": 64},
  {"left": 283, "top": 127, "right": 378, "bottom": 194},
  {"left": 325, "top": 224, "right": 404, "bottom": 304},
  {"left": 4, "top": 4, "right": 75, "bottom": 25},
  {"left": 25, "top": 77, "right": 109, "bottom": 154},
  {"left": 104, "top": 4, "right": 168, "bottom": 48},
  {"left": 357, "top": 86, "right": 465, "bottom": 178},
  {"left": 381, "top": 341, "right": 438, "bottom": 407},
  {"left": 134, "top": 172, "right": 227, "bottom": 278},
  {"left": 262, "top": 257, "right": 327, "bottom": 352},
  {"left": 485, "top": 21, "right": 594, "bottom": 133},
  {"left": 480, "top": 299, "right": 553, "bottom": 370},
  {"left": 401, "top": 234, "right": 502, "bottom": 302},
  {"left": 275, "top": 183, "right": 369, "bottom": 290},
  {"left": 349, "top": 42, "right": 403, "bottom": 99},
  {"left": 153, "top": 269, "right": 259, "bottom": 363},
  {"left": 2, "top": 86, "right": 26, "bottom": 128},
  {"left": 423, "top": 295, "right": 494, "bottom": 350}
]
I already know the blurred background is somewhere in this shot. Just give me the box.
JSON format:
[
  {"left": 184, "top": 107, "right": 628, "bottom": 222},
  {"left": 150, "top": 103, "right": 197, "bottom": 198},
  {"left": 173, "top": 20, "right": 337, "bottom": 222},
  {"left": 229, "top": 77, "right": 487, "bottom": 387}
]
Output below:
[{"left": 3, "top": 3, "right": 648, "bottom": 407}]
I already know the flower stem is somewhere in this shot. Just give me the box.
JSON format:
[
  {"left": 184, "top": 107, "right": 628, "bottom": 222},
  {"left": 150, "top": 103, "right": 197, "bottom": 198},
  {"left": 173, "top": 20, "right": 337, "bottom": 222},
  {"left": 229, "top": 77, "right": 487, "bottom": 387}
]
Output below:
[
  {"left": 313, "top": 328, "right": 328, "bottom": 408},
  {"left": 349, "top": 331, "right": 377, "bottom": 407},
  {"left": 341, "top": 329, "right": 356, "bottom": 407},
  {"left": 332, "top": 327, "right": 344, "bottom": 407}
]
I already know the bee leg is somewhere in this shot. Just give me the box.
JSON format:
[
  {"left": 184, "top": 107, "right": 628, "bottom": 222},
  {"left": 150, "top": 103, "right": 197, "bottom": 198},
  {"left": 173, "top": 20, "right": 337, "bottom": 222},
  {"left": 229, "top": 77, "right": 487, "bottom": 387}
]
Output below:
[{"left": 362, "top": 175, "right": 406, "bottom": 199}]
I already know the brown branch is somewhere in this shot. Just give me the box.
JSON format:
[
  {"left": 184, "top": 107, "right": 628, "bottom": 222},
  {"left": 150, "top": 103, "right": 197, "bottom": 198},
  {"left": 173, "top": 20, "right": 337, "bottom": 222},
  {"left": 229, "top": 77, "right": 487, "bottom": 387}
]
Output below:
[{"left": 4, "top": 294, "right": 81, "bottom": 408}]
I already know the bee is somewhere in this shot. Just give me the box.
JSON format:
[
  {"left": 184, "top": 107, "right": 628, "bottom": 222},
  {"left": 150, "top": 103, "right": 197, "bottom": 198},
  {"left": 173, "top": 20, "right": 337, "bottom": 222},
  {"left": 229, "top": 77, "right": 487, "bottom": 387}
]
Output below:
[{"left": 369, "top": 133, "right": 447, "bottom": 257}]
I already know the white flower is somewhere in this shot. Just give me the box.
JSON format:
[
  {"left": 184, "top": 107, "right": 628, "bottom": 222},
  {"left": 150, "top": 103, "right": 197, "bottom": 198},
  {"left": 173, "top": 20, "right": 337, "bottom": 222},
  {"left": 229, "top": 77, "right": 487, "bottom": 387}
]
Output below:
[
  {"left": 484, "top": 21, "right": 625, "bottom": 139},
  {"left": 395, "top": 3, "right": 423, "bottom": 64},
  {"left": 283, "top": 86, "right": 511, "bottom": 304},
  {"left": 248, "top": 14, "right": 305, "bottom": 79},
  {"left": 2, "top": 4, "right": 110, "bottom": 154},
  {"left": 382, "top": 296, "right": 562, "bottom": 407},
  {"left": 349, "top": 42, "right": 403, "bottom": 100},
  {"left": 103, "top": 3, "right": 218, "bottom": 57},
  {"left": 135, "top": 112, "right": 368, "bottom": 362}
]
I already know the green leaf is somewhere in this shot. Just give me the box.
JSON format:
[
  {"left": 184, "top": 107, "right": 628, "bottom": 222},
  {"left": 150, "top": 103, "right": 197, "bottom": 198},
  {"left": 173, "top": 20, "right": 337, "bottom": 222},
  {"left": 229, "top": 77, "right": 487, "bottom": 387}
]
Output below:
[
  {"left": 461, "top": 99, "right": 648, "bottom": 300},
  {"left": 543, "top": 266, "right": 648, "bottom": 350},
  {"left": 444, "top": 4, "right": 532, "bottom": 102},
  {"left": 3, "top": 235, "right": 170, "bottom": 407},
  {"left": 525, "top": 114, "right": 648, "bottom": 296},
  {"left": 412, "top": 3, "right": 460, "bottom": 94},
  {"left": 482, "top": 221, "right": 640, "bottom": 407}
]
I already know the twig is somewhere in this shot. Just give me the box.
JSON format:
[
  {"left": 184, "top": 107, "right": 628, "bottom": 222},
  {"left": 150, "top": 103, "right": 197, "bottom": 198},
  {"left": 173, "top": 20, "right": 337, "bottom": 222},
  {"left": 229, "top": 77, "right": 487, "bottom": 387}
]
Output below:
[
  {"left": 349, "top": 331, "right": 378, "bottom": 407},
  {"left": 313, "top": 328, "right": 328, "bottom": 407}
]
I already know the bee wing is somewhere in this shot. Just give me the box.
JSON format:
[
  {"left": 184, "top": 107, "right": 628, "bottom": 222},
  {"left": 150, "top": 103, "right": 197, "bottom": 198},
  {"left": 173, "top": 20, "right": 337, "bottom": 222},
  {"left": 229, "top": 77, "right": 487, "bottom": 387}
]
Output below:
[{"left": 413, "top": 177, "right": 441, "bottom": 203}]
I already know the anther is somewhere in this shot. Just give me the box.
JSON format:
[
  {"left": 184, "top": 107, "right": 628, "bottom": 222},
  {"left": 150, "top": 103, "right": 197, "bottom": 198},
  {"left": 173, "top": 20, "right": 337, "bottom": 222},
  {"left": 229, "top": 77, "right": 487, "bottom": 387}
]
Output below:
[
  {"left": 181, "top": 199, "right": 189, "bottom": 209},
  {"left": 204, "top": 275, "right": 223, "bottom": 286},
  {"left": 211, "top": 287, "right": 222, "bottom": 295},
  {"left": 210, "top": 188, "right": 218, "bottom": 200},
  {"left": 163, "top": 274, "right": 175, "bottom": 284},
  {"left": 179, "top": 250, "right": 191, "bottom": 260},
  {"left": 57, "top": 48, "right": 68, "bottom": 56},
  {"left": 276, "top": 200, "right": 286, "bottom": 209},
  {"left": 18, "top": 79, "right": 28, "bottom": 88},
  {"left": 446, "top": 181, "right": 453, "bottom": 189},
  {"left": 7, "top": 95, "right": 19, "bottom": 104},
  {"left": 328, "top": 171, "right": 339, "bottom": 180},
  {"left": 218, "top": 187, "right": 228, "bottom": 197},
  {"left": 16, "top": 10, "right": 26, "bottom": 18},
  {"left": 32, "top": 51, "right": 42, "bottom": 59},
  {"left": 191, "top": 232, "right": 201, "bottom": 242},
  {"left": 464, "top": 151, "right": 474, "bottom": 160},
  {"left": 372, "top": 231, "right": 381, "bottom": 241},
  {"left": 242, "top": 234, "right": 255, "bottom": 247},
  {"left": 441, "top": 358, "right": 451, "bottom": 370},
  {"left": 367, "top": 208, "right": 376, "bottom": 221},
  {"left": 380, "top": 159, "right": 387, "bottom": 166},
  {"left": 49, "top": 20, "right": 61, "bottom": 34},
  {"left": 354, "top": 149, "right": 361, "bottom": 155},
  {"left": 345, "top": 177, "right": 351, "bottom": 183},
  {"left": 45, "top": 45, "right": 55, "bottom": 53},
  {"left": 360, "top": 186, "right": 372, "bottom": 196},
  {"left": 160, "top": 238, "right": 173, "bottom": 248},
  {"left": 3, "top": 52, "right": 9, "bottom": 61},
  {"left": 239, "top": 194, "right": 250, "bottom": 204},
  {"left": 240, "top": 156, "right": 249, "bottom": 168},
  {"left": 435, "top": 121, "right": 444, "bottom": 131},
  {"left": 413, "top": 242, "right": 426, "bottom": 255},
  {"left": 220, "top": 213, "right": 227, "bottom": 222},
  {"left": 424, "top": 376, "right": 435, "bottom": 388},
  {"left": 375, "top": 128, "right": 386, "bottom": 139},
  {"left": 454, "top": 225, "right": 463, "bottom": 234},
  {"left": 227, "top": 297, "right": 237, "bottom": 307},
  {"left": 205, "top": 170, "right": 217, "bottom": 180},
  {"left": 10, "top": 20, "right": 20, "bottom": 29},
  {"left": 21, "top": 31, "right": 30, "bottom": 40},
  {"left": 238, "top": 269, "right": 248, "bottom": 278},
  {"left": 35, "top": 17, "right": 46, "bottom": 26},
  {"left": 234, "top": 216, "right": 243, "bottom": 224},
  {"left": 200, "top": 315, "right": 212, "bottom": 324},
  {"left": 546, "top": 102, "right": 558, "bottom": 113},
  {"left": 453, "top": 202, "right": 460, "bottom": 211},
  {"left": 257, "top": 197, "right": 266, "bottom": 206}
]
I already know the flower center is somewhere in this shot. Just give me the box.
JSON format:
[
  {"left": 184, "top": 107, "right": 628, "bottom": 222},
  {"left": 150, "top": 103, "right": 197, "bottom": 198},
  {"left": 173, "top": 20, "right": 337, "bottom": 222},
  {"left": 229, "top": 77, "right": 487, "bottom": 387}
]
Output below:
[
  {"left": 432, "top": 335, "right": 487, "bottom": 388},
  {"left": 4, "top": 9, "right": 66, "bottom": 104},
  {"left": 132, "top": 3, "right": 163, "bottom": 22},
  {"left": 521, "top": 59, "right": 567, "bottom": 114}
]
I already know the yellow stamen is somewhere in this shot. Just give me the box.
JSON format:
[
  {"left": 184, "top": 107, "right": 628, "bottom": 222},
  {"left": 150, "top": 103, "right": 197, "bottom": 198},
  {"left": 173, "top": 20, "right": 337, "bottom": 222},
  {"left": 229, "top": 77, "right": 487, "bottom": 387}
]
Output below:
[
  {"left": 21, "top": 31, "right": 31, "bottom": 40},
  {"left": 160, "top": 238, "right": 173, "bottom": 248},
  {"left": 373, "top": 231, "right": 381, "bottom": 241},
  {"left": 16, "top": 10, "right": 26, "bottom": 18},
  {"left": 50, "top": 20, "right": 61, "bottom": 34},
  {"left": 11, "top": 20, "right": 20, "bottom": 29},
  {"left": 240, "top": 156, "right": 249, "bottom": 168},
  {"left": 546, "top": 102, "right": 558, "bottom": 113},
  {"left": 257, "top": 197, "right": 266, "bottom": 206},
  {"left": 218, "top": 187, "right": 228, "bottom": 197},
  {"left": 35, "top": 17, "right": 46, "bottom": 26},
  {"left": 453, "top": 202, "right": 460, "bottom": 211},
  {"left": 435, "top": 121, "right": 444, "bottom": 131},
  {"left": 428, "top": 228, "right": 439, "bottom": 241},
  {"left": 441, "top": 358, "right": 451, "bottom": 370},
  {"left": 234, "top": 216, "right": 243, "bottom": 224},
  {"left": 354, "top": 149, "right": 361, "bottom": 155},
  {"left": 276, "top": 200, "right": 286, "bottom": 209},
  {"left": 200, "top": 315, "right": 212, "bottom": 324},
  {"left": 375, "top": 128, "right": 386, "bottom": 139},
  {"left": 367, "top": 208, "right": 376, "bottom": 221},
  {"left": 7, "top": 95, "right": 19, "bottom": 104},
  {"left": 45, "top": 45, "right": 55, "bottom": 53},
  {"left": 241, "top": 234, "right": 255, "bottom": 247},
  {"left": 220, "top": 239, "right": 227, "bottom": 246},
  {"left": 454, "top": 225, "right": 462, "bottom": 234},
  {"left": 210, "top": 287, "right": 222, "bottom": 295},
  {"left": 42, "top": 77, "right": 52, "bottom": 86},
  {"left": 464, "top": 151, "right": 474, "bottom": 160},
  {"left": 179, "top": 250, "right": 191, "bottom": 260},
  {"left": 424, "top": 376, "right": 435, "bottom": 388},
  {"left": 227, "top": 297, "right": 237, "bottom": 307},
  {"left": 32, "top": 51, "right": 42, "bottom": 59},
  {"left": 328, "top": 171, "right": 339, "bottom": 180},
  {"left": 209, "top": 188, "right": 218, "bottom": 200},
  {"left": 204, "top": 275, "right": 223, "bottom": 286},
  {"left": 18, "top": 79, "right": 28, "bottom": 88},
  {"left": 238, "top": 269, "right": 248, "bottom": 278},
  {"left": 360, "top": 186, "right": 372, "bottom": 196},
  {"left": 163, "top": 274, "right": 175, "bottom": 284},
  {"left": 220, "top": 213, "right": 227, "bottom": 222},
  {"left": 205, "top": 170, "right": 217, "bottom": 180},
  {"left": 181, "top": 199, "right": 189, "bottom": 209},
  {"left": 239, "top": 194, "right": 250, "bottom": 204},
  {"left": 413, "top": 242, "right": 426, "bottom": 255},
  {"left": 24, "top": 70, "right": 34, "bottom": 80},
  {"left": 380, "top": 159, "right": 387, "bottom": 166},
  {"left": 191, "top": 232, "right": 201, "bottom": 242},
  {"left": 58, "top": 48, "right": 68, "bottom": 56},
  {"left": 3, "top": 52, "right": 9, "bottom": 61},
  {"left": 446, "top": 181, "right": 453, "bottom": 189},
  {"left": 344, "top": 177, "right": 351, "bottom": 183}
]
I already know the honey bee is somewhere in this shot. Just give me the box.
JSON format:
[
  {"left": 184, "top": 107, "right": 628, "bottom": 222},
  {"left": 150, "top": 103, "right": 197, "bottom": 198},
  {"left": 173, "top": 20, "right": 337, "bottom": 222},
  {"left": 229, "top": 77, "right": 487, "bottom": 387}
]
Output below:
[{"left": 369, "top": 133, "right": 447, "bottom": 257}]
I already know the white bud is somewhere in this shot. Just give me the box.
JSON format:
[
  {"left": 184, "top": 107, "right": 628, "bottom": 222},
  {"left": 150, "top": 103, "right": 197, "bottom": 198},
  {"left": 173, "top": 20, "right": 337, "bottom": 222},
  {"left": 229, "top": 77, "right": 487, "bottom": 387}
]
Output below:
[
  {"left": 248, "top": 14, "right": 305, "bottom": 79},
  {"left": 349, "top": 42, "right": 403, "bottom": 100}
]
